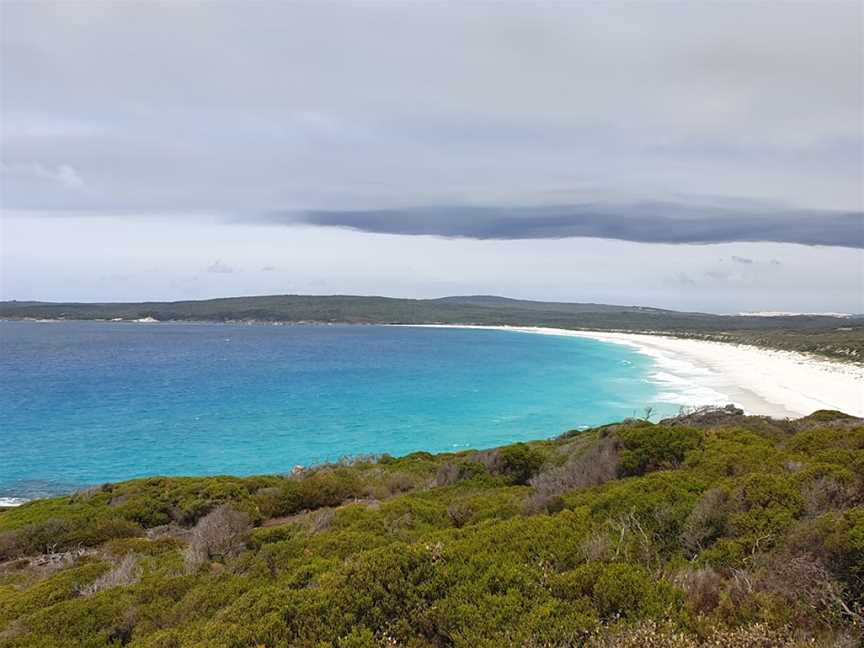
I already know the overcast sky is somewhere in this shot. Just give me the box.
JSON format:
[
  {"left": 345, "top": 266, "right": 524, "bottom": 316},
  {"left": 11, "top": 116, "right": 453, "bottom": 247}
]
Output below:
[{"left": 1, "top": 1, "right": 862, "bottom": 312}]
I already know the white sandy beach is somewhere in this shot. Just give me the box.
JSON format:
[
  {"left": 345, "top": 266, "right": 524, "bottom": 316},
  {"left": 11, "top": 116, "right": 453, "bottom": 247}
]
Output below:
[{"left": 409, "top": 325, "right": 864, "bottom": 419}]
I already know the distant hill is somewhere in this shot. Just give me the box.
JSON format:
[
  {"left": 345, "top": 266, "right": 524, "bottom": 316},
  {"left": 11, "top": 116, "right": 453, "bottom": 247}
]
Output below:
[
  {"left": 0, "top": 293, "right": 850, "bottom": 331},
  {"left": 2, "top": 294, "right": 862, "bottom": 362},
  {"left": 434, "top": 295, "right": 680, "bottom": 315}
]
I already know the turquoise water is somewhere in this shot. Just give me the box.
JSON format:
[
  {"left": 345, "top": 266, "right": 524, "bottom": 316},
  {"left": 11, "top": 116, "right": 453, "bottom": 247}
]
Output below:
[{"left": 0, "top": 321, "right": 677, "bottom": 501}]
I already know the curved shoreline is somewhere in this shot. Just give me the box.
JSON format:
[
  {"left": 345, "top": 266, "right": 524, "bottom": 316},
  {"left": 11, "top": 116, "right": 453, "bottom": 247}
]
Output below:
[{"left": 403, "top": 325, "right": 864, "bottom": 418}]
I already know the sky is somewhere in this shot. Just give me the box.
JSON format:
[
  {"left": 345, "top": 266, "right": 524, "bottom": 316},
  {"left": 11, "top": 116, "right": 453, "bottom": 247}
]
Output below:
[{"left": 1, "top": 1, "right": 862, "bottom": 313}]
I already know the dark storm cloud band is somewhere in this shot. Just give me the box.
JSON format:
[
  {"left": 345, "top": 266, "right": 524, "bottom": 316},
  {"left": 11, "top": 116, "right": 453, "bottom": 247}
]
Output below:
[{"left": 270, "top": 204, "right": 864, "bottom": 248}]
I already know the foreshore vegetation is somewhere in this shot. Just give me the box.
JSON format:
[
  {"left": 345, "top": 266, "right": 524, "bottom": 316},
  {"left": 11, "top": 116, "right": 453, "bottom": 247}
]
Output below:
[{"left": 1, "top": 407, "right": 863, "bottom": 646}]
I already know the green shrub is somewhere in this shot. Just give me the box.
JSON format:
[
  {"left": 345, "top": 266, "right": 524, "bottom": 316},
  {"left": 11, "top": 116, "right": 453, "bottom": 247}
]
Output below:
[
  {"left": 617, "top": 425, "right": 701, "bottom": 476},
  {"left": 804, "top": 410, "right": 858, "bottom": 423},
  {"left": 593, "top": 563, "right": 653, "bottom": 618},
  {"left": 727, "top": 473, "right": 803, "bottom": 549},
  {"left": 276, "top": 470, "right": 365, "bottom": 516},
  {"left": 787, "top": 428, "right": 849, "bottom": 455},
  {"left": 336, "top": 626, "right": 377, "bottom": 648},
  {"left": 551, "top": 562, "right": 605, "bottom": 600},
  {"left": 3, "top": 413, "right": 863, "bottom": 646},
  {"left": 0, "top": 561, "right": 108, "bottom": 629},
  {"left": 552, "top": 562, "right": 682, "bottom": 621},
  {"left": 684, "top": 428, "right": 783, "bottom": 479},
  {"left": 494, "top": 443, "right": 545, "bottom": 485},
  {"left": 436, "top": 459, "right": 488, "bottom": 486}
]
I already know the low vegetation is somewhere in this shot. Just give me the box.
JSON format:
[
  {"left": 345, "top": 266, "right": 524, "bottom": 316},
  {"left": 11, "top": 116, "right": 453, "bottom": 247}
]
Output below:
[
  {"left": 1, "top": 407, "right": 863, "bottom": 646},
  {"left": 674, "top": 328, "right": 864, "bottom": 363}
]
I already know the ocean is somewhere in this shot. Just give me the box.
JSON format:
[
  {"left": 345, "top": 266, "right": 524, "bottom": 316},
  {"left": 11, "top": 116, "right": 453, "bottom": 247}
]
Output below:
[{"left": 0, "top": 321, "right": 683, "bottom": 502}]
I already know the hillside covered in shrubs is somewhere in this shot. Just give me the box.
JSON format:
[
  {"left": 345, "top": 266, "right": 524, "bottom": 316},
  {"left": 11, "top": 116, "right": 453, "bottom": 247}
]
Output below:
[{"left": 2, "top": 407, "right": 864, "bottom": 647}]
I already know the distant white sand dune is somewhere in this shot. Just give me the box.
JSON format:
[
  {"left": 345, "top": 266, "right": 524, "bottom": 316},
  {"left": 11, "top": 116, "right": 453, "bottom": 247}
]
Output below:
[{"left": 738, "top": 311, "right": 851, "bottom": 318}]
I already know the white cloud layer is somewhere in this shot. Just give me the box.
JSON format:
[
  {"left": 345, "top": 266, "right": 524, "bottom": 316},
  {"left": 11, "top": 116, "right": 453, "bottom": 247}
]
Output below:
[
  {"left": 1, "top": 2, "right": 861, "bottom": 310},
  {"left": 2, "top": 213, "right": 862, "bottom": 314}
]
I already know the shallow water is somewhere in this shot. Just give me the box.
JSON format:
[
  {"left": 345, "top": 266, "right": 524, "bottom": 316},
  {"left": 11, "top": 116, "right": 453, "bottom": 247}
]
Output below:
[{"left": 0, "top": 321, "right": 680, "bottom": 500}]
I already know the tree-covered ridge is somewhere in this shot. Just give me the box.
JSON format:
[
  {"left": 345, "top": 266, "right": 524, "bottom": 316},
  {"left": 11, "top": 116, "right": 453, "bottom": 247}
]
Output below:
[
  {"left": 1, "top": 294, "right": 859, "bottom": 333},
  {"left": 4, "top": 294, "right": 862, "bottom": 362},
  {"left": 1, "top": 408, "right": 863, "bottom": 647}
]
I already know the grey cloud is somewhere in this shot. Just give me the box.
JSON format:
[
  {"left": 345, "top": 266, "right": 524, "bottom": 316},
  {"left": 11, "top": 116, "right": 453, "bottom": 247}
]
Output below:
[
  {"left": 704, "top": 269, "right": 736, "bottom": 282},
  {"left": 672, "top": 272, "right": 697, "bottom": 286},
  {"left": 2, "top": 2, "right": 862, "bottom": 313},
  {"left": 1, "top": 2, "right": 861, "bottom": 214},
  {"left": 270, "top": 203, "right": 864, "bottom": 248},
  {"left": 28, "top": 162, "right": 85, "bottom": 191},
  {"left": 206, "top": 260, "right": 234, "bottom": 274},
  {"left": 730, "top": 256, "right": 755, "bottom": 264}
]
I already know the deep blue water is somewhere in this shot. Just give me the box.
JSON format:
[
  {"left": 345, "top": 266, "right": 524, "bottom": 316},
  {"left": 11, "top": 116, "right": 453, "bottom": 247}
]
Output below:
[{"left": 0, "top": 321, "right": 677, "bottom": 501}]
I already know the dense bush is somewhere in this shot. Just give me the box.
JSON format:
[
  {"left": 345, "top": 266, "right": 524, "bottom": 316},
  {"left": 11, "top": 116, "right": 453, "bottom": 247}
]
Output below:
[
  {"left": 492, "top": 443, "right": 545, "bottom": 484},
  {"left": 1, "top": 412, "right": 863, "bottom": 646},
  {"left": 617, "top": 424, "right": 701, "bottom": 476},
  {"left": 435, "top": 459, "right": 488, "bottom": 486}
]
